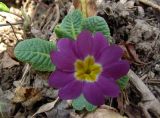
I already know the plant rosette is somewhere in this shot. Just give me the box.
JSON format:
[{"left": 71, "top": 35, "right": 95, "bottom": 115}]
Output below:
[{"left": 14, "top": 10, "right": 130, "bottom": 111}]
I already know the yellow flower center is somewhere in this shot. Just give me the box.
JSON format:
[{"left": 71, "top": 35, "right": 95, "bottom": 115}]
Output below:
[{"left": 74, "top": 56, "right": 102, "bottom": 82}]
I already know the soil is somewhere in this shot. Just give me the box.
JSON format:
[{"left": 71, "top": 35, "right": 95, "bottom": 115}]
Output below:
[{"left": 0, "top": 0, "right": 160, "bottom": 118}]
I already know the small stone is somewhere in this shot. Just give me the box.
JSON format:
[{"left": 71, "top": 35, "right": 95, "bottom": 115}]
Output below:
[
  {"left": 148, "top": 71, "right": 155, "bottom": 79},
  {"left": 126, "top": 1, "right": 135, "bottom": 9},
  {"left": 137, "top": 6, "right": 145, "bottom": 18},
  {"left": 13, "top": 80, "right": 21, "bottom": 87},
  {"left": 120, "top": 0, "right": 127, "bottom": 4},
  {"left": 155, "top": 64, "right": 160, "bottom": 72},
  {"left": 120, "top": 11, "right": 129, "bottom": 17}
]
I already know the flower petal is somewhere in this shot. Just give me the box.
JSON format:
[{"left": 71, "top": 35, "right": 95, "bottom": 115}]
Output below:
[
  {"left": 50, "top": 39, "right": 78, "bottom": 72},
  {"left": 96, "top": 76, "right": 120, "bottom": 97},
  {"left": 97, "top": 45, "right": 123, "bottom": 66},
  {"left": 57, "top": 38, "right": 74, "bottom": 52},
  {"left": 57, "top": 38, "right": 72, "bottom": 51},
  {"left": 50, "top": 50, "right": 76, "bottom": 72},
  {"left": 76, "top": 30, "right": 93, "bottom": 58},
  {"left": 83, "top": 83, "right": 105, "bottom": 106},
  {"left": 48, "top": 70, "right": 74, "bottom": 89},
  {"left": 92, "top": 32, "right": 109, "bottom": 58},
  {"left": 59, "top": 80, "right": 83, "bottom": 100},
  {"left": 102, "top": 60, "right": 130, "bottom": 80}
]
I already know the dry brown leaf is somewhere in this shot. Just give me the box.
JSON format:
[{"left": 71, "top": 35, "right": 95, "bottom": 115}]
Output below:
[
  {"left": 73, "top": 0, "right": 97, "bottom": 17},
  {"left": 33, "top": 98, "right": 59, "bottom": 117},
  {"left": 0, "top": 43, "right": 6, "bottom": 53},
  {"left": 1, "top": 52, "right": 19, "bottom": 68},
  {"left": 119, "top": 41, "right": 146, "bottom": 65},
  {"left": 126, "top": 42, "right": 147, "bottom": 65},
  {"left": 7, "top": 46, "right": 16, "bottom": 59},
  {"left": 119, "top": 44, "right": 131, "bottom": 61},
  {"left": 12, "top": 87, "right": 42, "bottom": 107},
  {"left": 84, "top": 106, "right": 127, "bottom": 118}
]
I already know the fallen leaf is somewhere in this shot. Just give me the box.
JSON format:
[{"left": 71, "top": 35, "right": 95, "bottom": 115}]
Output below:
[
  {"left": 84, "top": 105, "right": 127, "bottom": 118},
  {"left": 33, "top": 98, "right": 59, "bottom": 117},
  {"left": 119, "top": 43, "right": 131, "bottom": 60},
  {"left": 45, "top": 101, "right": 70, "bottom": 118},
  {"left": 0, "top": 43, "right": 6, "bottom": 53},
  {"left": 119, "top": 41, "right": 146, "bottom": 65},
  {"left": 7, "top": 46, "right": 16, "bottom": 60},
  {"left": 73, "top": 0, "right": 97, "bottom": 17},
  {"left": 126, "top": 42, "right": 144, "bottom": 64},
  {"left": 1, "top": 52, "right": 19, "bottom": 68},
  {"left": 12, "top": 87, "right": 42, "bottom": 107}
]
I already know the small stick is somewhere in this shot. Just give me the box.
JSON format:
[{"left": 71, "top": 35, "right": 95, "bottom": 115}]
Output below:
[
  {"left": 128, "top": 70, "right": 160, "bottom": 117},
  {"left": 32, "top": 0, "right": 49, "bottom": 8},
  {"left": 138, "top": 0, "right": 160, "bottom": 12},
  {"left": 109, "top": 98, "right": 113, "bottom": 106},
  {"left": 6, "top": 21, "right": 19, "bottom": 41},
  {"left": 0, "top": 22, "right": 23, "bottom": 27},
  {"left": 145, "top": 79, "right": 160, "bottom": 84},
  {"left": 42, "top": 4, "right": 55, "bottom": 31},
  {"left": 20, "top": 64, "right": 30, "bottom": 87},
  {"left": 50, "top": 1, "right": 60, "bottom": 31}
]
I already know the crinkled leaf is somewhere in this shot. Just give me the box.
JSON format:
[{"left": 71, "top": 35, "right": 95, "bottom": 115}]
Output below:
[
  {"left": 72, "top": 95, "right": 97, "bottom": 111},
  {"left": 55, "top": 10, "right": 83, "bottom": 39},
  {"left": 0, "top": 2, "right": 9, "bottom": 12},
  {"left": 14, "top": 38, "right": 56, "bottom": 72},
  {"left": 117, "top": 76, "right": 130, "bottom": 90},
  {"left": 82, "top": 16, "right": 111, "bottom": 42},
  {"left": 54, "top": 25, "right": 74, "bottom": 39},
  {"left": 72, "top": 96, "right": 85, "bottom": 111}
]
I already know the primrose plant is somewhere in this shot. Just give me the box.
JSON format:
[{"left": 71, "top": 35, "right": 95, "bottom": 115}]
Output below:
[{"left": 14, "top": 10, "right": 130, "bottom": 111}]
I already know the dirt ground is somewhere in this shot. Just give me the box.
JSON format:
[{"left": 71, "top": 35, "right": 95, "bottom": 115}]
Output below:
[{"left": 0, "top": 0, "right": 160, "bottom": 118}]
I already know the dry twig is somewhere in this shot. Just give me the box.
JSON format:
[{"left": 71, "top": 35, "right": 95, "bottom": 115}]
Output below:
[
  {"left": 0, "top": 22, "right": 23, "bottom": 27},
  {"left": 128, "top": 70, "right": 160, "bottom": 118},
  {"left": 41, "top": 3, "right": 55, "bottom": 31},
  {"left": 138, "top": 0, "right": 160, "bottom": 12},
  {"left": 6, "top": 21, "right": 19, "bottom": 41},
  {"left": 50, "top": 2, "right": 60, "bottom": 31},
  {"left": 20, "top": 64, "right": 31, "bottom": 87}
]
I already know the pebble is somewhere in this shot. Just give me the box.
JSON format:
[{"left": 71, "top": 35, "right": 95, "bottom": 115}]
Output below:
[{"left": 155, "top": 64, "right": 160, "bottom": 72}]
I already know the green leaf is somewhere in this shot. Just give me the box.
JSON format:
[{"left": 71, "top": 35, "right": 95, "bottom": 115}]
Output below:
[
  {"left": 72, "top": 95, "right": 97, "bottom": 111},
  {"left": 55, "top": 10, "right": 83, "bottom": 39},
  {"left": 0, "top": 2, "right": 9, "bottom": 12},
  {"left": 0, "top": 101, "right": 8, "bottom": 118},
  {"left": 14, "top": 38, "right": 56, "bottom": 72},
  {"left": 54, "top": 25, "right": 74, "bottom": 39},
  {"left": 117, "top": 76, "right": 130, "bottom": 90},
  {"left": 82, "top": 16, "right": 111, "bottom": 42}
]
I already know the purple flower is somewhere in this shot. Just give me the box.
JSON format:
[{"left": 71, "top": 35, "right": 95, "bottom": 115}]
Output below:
[{"left": 49, "top": 31, "right": 129, "bottom": 106}]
